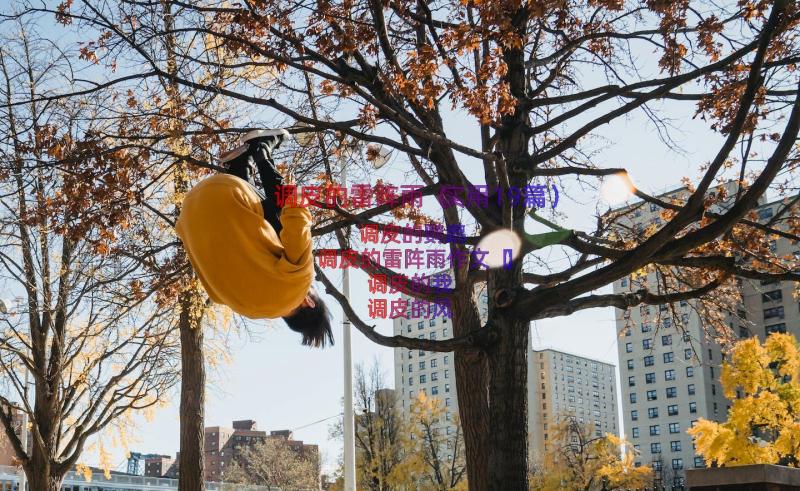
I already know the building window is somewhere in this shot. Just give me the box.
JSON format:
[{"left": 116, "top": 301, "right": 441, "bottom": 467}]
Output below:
[
  {"left": 409, "top": 377, "right": 413, "bottom": 386},
  {"left": 669, "top": 423, "right": 680, "bottom": 434},
  {"left": 671, "top": 440, "right": 682, "bottom": 452},
  {"left": 662, "top": 335, "right": 672, "bottom": 346},
  {"left": 643, "top": 339, "right": 652, "bottom": 350},
  {"left": 445, "top": 384, "right": 450, "bottom": 393},
  {"left": 419, "top": 361, "right": 425, "bottom": 370},
  {"left": 631, "top": 410, "right": 639, "bottom": 421},
  {"left": 431, "top": 372, "right": 438, "bottom": 381},
  {"left": 445, "top": 398, "right": 452, "bottom": 407},
  {"left": 666, "top": 387, "right": 677, "bottom": 398},
  {"left": 444, "top": 355, "right": 449, "bottom": 364},
  {"left": 630, "top": 393, "right": 637, "bottom": 404},
  {"left": 626, "top": 342, "right": 633, "bottom": 353},
  {"left": 764, "top": 306, "right": 785, "bottom": 320},
  {"left": 641, "top": 323, "right": 652, "bottom": 333},
  {"left": 632, "top": 427, "right": 639, "bottom": 438},
  {"left": 429, "top": 319, "right": 436, "bottom": 326},
  {"left": 628, "top": 376, "right": 636, "bottom": 387},
  {"left": 431, "top": 359, "right": 438, "bottom": 368},
  {"left": 686, "top": 366, "right": 694, "bottom": 377},
  {"left": 684, "top": 348, "right": 693, "bottom": 360},
  {"left": 766, "top": 323, "right": 787, "bottom": 335},
  {"left": 663, "top": 318, "right": 671, "bottom": 328},
  {"left": 444, "top": 370, "right": 449, "bottom": 379},
  {"left": 689, "top": 402, "right": 697, "bottom": 413},
  {"left": 651, "top": 442, "right": 661, "bottom": 454},
  {"left": 627, "top": 359, "right": 634, "bottom": 370},
  {"left": 647, "top": 390, "right": 657, "bottom": 401},
  {"left": 664, "top": 369, "right": 676, "bottom": 381},
  {"left": 663, "top": 352, "right": 674, "bottom": 363},
  {"left": 688, "top": 384, "right": 696, "bottom": 395},
  {"left": 621, "top": 278, "right": 628, "bottom": 287},
  {"left": 418, "top": 321, "right": 424, "bottom": 330},
  {"left": 694, "top": 457, "right": 704, "bottom": 468},
  {"left": 429, "top": 332, "right": 437, "bottom": 340},
  {"left": 666, "top": 404, "right": 678, "bottom": 416},
  {"left": 420, "top": 375, "right": 426, "bottom": 383},
  {"left": 644, "top": 355, "right": 654, "bottom": 367},
  {"left": 681, "top": 313, "right": 689, "bottom": 324},
  {"left": 672, "top": 458, "right": 683, "bottom": 470},
  {"left": 408, "top": 363, "right": 413, "bottom": 373},
  {"left": 649, "top": 425, "right": 660, "bottom": 436},
  {"left": 432, "top": 386, "right": 439, "bottom": 395},
  {"left": 762, "top": 290, "right": 783, "bottom": 303},
  {"left": 648, "top": 407, "right": 659, "bottom": 419},
  {"left": 645, "top": 373, "right": 655, "bottom": 384}
]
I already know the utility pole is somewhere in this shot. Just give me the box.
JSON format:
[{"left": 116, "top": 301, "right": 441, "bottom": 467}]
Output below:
[
  {"left": 340, "top": 152, "right": 356, "bottom": 491},
  {"left": 19, "top": 368, "right": 28, "bottom": 491}
]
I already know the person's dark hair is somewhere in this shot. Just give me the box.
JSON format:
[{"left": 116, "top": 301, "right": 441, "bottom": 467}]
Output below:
[{"left": 282, "top": 288, "right": 334, "bottom": 348}]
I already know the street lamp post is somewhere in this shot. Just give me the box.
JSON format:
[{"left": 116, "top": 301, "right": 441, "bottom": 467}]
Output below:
[
  {"left": 18, "top": 369, "right": 27, "bottom": 491},
  {"left": 339, "top": 147, "right": 356, "bottom": 491}
]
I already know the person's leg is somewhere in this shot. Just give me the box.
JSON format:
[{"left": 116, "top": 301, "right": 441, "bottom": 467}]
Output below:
[
  {"left": 220, "top": 143, "right": 255, "bottom": 184},
  {"left": 243, "top": 129, "right": 290, "bottom": 234}
]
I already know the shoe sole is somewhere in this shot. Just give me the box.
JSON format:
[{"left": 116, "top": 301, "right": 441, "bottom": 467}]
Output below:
[
  {"left": 243, "top": 128, "right": 290, "bottom": 142},
  {"left": 219, "top": 143, "right": 249, "bottom": 163}
]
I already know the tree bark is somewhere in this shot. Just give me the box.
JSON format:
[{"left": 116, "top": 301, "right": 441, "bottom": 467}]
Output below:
[
  {"left": 178, "top": 291, "right": 205, "bottom": 491},
  {"left": 27, "top": 472, "right": 63, "bottom": 491},
  {"left": 451, "top": 293, "right": 490, "bottom": 491},
  {"left": 27, "top": 446, "right": 63, "bottom": 491},
  {"left": 486, "top": 310, "right": 529, "bottom": 490}
]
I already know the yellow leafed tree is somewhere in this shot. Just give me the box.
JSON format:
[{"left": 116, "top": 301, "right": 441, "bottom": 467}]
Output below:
[
  {"left": 529, "top": 415, "right": 652, "bottom": 491},
  {"left": 688, "top": 332, "right": 800, "bottom": 467}
]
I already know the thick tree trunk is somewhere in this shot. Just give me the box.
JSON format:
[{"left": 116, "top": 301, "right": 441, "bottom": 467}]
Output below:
[
  {"left": 450, "top": 290, "right": 490, "bottom": 491},
  {"left": 27, "top": 473, "right": 63, "bottom": 491},
  {"left": 178, "top": 292, "right": 205, "bottom": 491},
  {"left": 486, "top": 312, "right": 529, "bottom": 490},
  {"left": 27, "top": 451, "right": 63, "bottom": 491},
  {"left": 454, "top": 350, "right": 489, "bottom": 491}
]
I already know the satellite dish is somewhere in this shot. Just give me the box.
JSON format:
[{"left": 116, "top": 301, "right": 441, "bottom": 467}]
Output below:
[{"left": 367, "top": 143, "right": 393, "bottom": 169}]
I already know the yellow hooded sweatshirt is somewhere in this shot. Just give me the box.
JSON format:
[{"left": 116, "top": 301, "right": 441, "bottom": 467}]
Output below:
[{"left": 175, "top": 174, "right": 314, "bottom": 319}]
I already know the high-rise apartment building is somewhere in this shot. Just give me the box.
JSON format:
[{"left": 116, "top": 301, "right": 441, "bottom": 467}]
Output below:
[
  {"left": 614, "top": 185, "right": 797, "bottom": 488},
  {"left": 528, "top": 348, "right": 619, "bottom": 463},
  {"left": 393, "top": 273, "right": 619, "bottom": 465},
  {"left": 392, "top": 273, "right": 488, "bottom": 458},
  {"left": 204, "top": 419, "right": 319, "bottom": 482},
  {"left": 144, "top": 455, "right": 178, "bottom": 478}
]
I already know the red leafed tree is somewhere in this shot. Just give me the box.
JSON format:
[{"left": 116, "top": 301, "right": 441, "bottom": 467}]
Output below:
[{"left": 28, "top": 0, "right": 800, "bottom": 488}]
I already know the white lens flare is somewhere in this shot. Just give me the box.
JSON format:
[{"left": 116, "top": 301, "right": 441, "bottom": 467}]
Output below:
[
  {"left": 476, "top": 229, "right": 522, "bottom": 269},
  {"left": 600, "top": 172, "right": 636, "bottom": 206}
]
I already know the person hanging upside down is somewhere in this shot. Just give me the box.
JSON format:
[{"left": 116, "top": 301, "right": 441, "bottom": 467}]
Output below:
[{"left": 175, "top": 129, "right": 334, "bottom": 348}]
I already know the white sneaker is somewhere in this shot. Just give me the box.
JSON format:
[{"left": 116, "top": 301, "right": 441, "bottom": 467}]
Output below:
[
  {"left": 219, "top": 143, "right": 249, "bottom": 164},
  {"left": 242, "top": 128, "right": 290, "bottom": 143}
]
